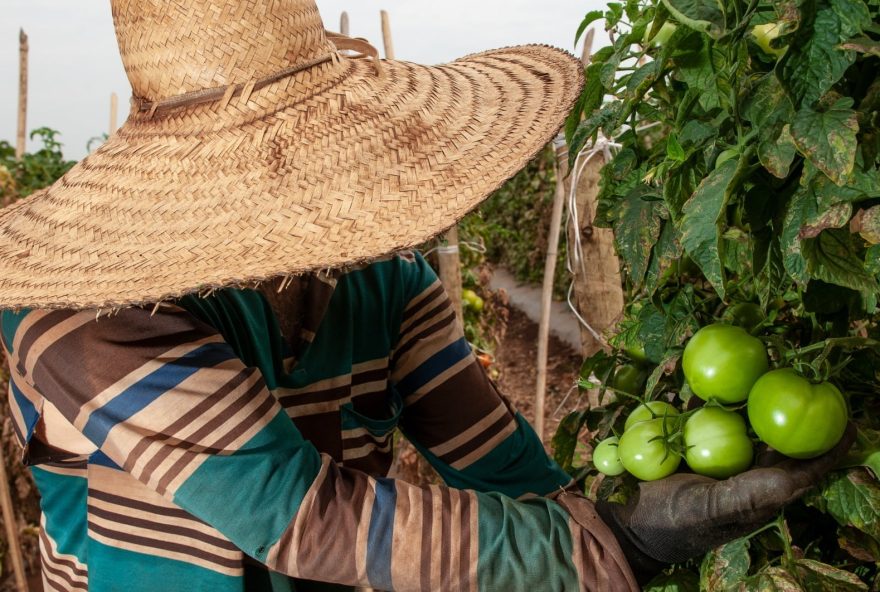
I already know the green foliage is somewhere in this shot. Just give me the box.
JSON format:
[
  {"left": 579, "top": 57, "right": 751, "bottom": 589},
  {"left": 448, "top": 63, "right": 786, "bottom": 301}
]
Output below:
[
  {"left": 558, "top": 0, "right": 880, "bottom": 587},
  {"left": 458, "top": 146, "right": 569, "bottom": 298},
  {"left": 0, "top": 128, "right": 76, "bottom": 201}
]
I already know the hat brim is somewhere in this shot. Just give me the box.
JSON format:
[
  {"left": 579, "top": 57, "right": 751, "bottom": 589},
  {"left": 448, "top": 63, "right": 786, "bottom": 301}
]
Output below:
[{"left": 0, "top": 45, "right": 583, "bottom": 310}]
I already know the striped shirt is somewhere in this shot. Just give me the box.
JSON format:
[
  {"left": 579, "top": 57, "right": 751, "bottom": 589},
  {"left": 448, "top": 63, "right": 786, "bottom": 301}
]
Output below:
[{"left": 2, "top": 252, "right": 636, "bottom": 591}]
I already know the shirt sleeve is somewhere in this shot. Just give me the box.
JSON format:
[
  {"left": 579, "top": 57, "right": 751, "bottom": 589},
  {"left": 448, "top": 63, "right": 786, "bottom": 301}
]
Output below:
[
  {"left": 13, "top": 305, "right": 636, "bottom": 591},
  {"left": 391, "top": 252, "right": 573, "bottom": 499}
]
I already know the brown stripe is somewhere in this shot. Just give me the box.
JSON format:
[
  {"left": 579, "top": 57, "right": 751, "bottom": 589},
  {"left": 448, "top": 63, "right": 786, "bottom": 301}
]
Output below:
[
  {"left": 351, "top": 366, "right": 388, "bottom": 386},
  {"left": 88, "top": 488, "right": 193, "bottom": 520},
  {"left": 125, "top": 367, "right": 256, "bottom": 475},
  {"left": 156, "top": 390, "right": 277, "bottom": 494},
  {"left": 459, "top": 491, "right": 472, "bottom": 590},
  {"left": 14, "top": 310, "right": 75, "bottom": 375},
  {"left": 393, "top": 309, "right": 456, "bottom": 363},
  {"left": 401, "top": 283, "right": 444, "bottom": 323},
  {"left": 33, "top": 308, "right": 217, "bottom": 419},
  {"left": 401, "top": 363, "right": 508, "bottom": 448},
  {"left": 41, "top": 561, "right": 86, "bottom": 591},
  {"left": 441, "top": 411, "right": 514, "bottom": 465},
  {"left": 400, "top": 298, "right": 452, "bottom": 343},
  {"left": 439, "top": 487, "right": 452, "bottom": 590},
  {"left": 88, "top": 521, "right": 242, "bottom": 569},
  {"left": 39, "top": 529, "right": 88, "bottom": 577},
  {"left": 291, "top": 412, "right": 342, "bottom": 459},
  {"left": 342, "top": 432, "right": 393, "bottom": 450},
  {"left": 88, "top": 503, "right": 238, "bottom": 551},
  {"left": 419, "top": 488, "right": 433, "bottom": 592},
  {"left": 277, "top": 383, "right": 350, "bottom": 408}
]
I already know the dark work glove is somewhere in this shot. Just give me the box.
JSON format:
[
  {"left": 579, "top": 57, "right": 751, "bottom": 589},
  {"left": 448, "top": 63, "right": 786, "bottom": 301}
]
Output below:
[{"left": 596, "top": 424, "right": 856, "bottom": 577}]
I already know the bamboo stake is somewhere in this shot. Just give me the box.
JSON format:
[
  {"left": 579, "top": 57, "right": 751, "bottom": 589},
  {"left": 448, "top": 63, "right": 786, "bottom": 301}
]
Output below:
[
  {"left": 340, "top": 11, "right": 349, "bottom": 36},
  {"left": 0, "top": 445, "right": 28, "bottom": 592},
  {"left": 380, "top": 10, "right": 394, "bottom": 60},
  {"left": 534, "top": 29, "right": 596, "bottom": 440},
  {"left": 109, "top": 92, "right": 119, "bottom": 137},
  {"left": 16, "top": 29, "right": 28, "bottom": 160}
]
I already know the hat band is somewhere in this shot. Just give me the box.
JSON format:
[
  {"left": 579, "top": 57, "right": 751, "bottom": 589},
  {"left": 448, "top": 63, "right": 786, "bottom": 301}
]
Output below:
[{"left": 134, "top": 32, "right": 384, "bottom": 118}]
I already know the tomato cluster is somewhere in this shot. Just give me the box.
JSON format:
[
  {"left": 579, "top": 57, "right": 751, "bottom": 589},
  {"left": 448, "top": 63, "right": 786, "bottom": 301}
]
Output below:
[{"left": 592, "top": 323, "right": 849, "bottom": 481}]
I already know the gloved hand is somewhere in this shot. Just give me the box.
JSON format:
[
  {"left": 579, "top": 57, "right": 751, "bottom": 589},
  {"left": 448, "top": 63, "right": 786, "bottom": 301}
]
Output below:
[{"left": 594, "top": 424, "right": 856, "bottom": 577}]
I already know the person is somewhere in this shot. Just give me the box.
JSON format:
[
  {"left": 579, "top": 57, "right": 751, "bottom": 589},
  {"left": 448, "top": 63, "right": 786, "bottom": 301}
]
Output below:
[{"left": 0, "top": 1, "right": 852, "bottom": 591}]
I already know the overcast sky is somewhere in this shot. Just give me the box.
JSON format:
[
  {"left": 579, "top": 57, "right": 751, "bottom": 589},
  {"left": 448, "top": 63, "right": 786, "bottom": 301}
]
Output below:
[{"left": 0, "top": 1, "right": 608, "bottom": 160}]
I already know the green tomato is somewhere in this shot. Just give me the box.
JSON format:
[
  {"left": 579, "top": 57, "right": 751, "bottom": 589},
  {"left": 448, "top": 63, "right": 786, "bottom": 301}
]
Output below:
[
  {"left": 618, "top": 419, "right": 681, "bottom": 481},
  {"left": 683, "top": 324, "right": 769, "bottom": 404},
  {"left": 723, "top": 302, "right": 765, "bottom": 334},
  {"left": 748, "top": 369, "right": 848, "bottom": 459},
  {"left": 684, "top": 407, "right": 753, "bottom": 479},
  {"left": 624, "top": 401, "right": 680, "bottom": 432},
  {"left": 593, "top": 437, "right": 626, "bottom": 476},
  {"left": 612, "top": 364, "right": 647, "bottom": 395},
  {"left": 751, "top": 23, "right": 787, "bottom": 58},
  {"left": 624, "top": 342, "right": 649, "bottom": 365},
  {"left": 461, "top": 289, "right": 484, "bottom": 312},
  {"left": 643, "top": 21, "right": 677, "bottom": 46}
]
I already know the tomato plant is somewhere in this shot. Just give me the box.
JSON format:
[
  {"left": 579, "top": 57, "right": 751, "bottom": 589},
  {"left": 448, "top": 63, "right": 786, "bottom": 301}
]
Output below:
[
  {"left": 682, "top": 323, "right": 769, "bottom": 403},
  {"left": 684, "top": 406, "right": 753, "bottom": 478},
  {"left": 555, "top": 0, "right": 880, "bottom": 587},
  {"left": 748, "top": 368, "right": 849, "bottom": 459}
]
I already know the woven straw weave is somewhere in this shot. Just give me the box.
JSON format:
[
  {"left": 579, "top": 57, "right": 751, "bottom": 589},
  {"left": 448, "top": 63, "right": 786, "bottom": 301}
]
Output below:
[{"left": 0, "top": 0, "right": 584, "bottom": 310}]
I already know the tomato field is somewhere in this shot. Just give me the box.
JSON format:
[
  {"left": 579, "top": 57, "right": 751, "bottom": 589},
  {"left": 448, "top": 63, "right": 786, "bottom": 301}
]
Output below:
[{"left": 554, "top": 0, "right": 880, "bottom": 588}]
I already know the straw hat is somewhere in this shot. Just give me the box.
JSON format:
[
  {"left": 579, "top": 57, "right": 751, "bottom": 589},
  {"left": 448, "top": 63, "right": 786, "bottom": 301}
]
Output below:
[{"left": 0, "top": 0, "right": 583, "bottom": 310}]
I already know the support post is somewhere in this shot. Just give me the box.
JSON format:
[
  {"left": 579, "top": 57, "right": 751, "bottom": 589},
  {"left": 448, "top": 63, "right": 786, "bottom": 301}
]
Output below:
[
  {"left": 0, "top": 445, "right": 28, "bottom": 592},
  {"left": 340, "top": 11, "right": 349, "bottom": 36},
  {"left": 16, "top": 29, "right": 28, "bottom": 160},
  {"left": 380, "top": 10, "right": 394, "bottom": 60}
]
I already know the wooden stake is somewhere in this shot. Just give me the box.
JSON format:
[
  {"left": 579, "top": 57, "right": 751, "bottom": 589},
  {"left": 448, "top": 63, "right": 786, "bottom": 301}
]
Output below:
[
  {"left": 534, "top": 146, "right": 568, "bottom": 441},
  {"left": 109, "top": 92, "right": 119, "bottom": 137},
  {"left": 0, "top": 444, "right": 28, "bottom": 592},
  {"left": 380, "top": 10, "right": 395, "bottom": 60},
  {"left": 437, "top": 227, "right": 464, "bottom": 327},
  {"left": 16, "top": 29, "right": 29, "bottom": 160},
  {"left": 340, "top": 11, "right": 349, "bottom": 36}
]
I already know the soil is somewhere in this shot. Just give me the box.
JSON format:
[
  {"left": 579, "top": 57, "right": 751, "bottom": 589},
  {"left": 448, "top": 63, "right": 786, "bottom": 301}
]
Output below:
[{"left": 0, "top": 293, "right": 584, "bottom": 590}]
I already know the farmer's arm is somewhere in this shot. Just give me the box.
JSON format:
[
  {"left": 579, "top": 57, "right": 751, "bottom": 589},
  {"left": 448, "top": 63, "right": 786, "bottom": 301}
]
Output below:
[
  {"left": 392, "top": 252, "right": 572, "bottom": 498},
  {"left": 20, "top": 306, "right": 637, "bottom": 591}
]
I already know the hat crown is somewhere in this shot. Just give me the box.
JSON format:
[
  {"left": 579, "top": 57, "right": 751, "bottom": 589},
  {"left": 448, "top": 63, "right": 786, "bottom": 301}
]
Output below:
[{"left": 111, "top": 0, "right": 334, "bottom": 102}]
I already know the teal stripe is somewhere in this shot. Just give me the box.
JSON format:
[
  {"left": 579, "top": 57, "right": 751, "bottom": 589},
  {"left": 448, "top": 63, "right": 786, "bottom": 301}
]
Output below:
[
  {"left": 32, "top": 466, "right": 89, "bottom": 561},
  {"left": 0, "top": 308, "right": 31, "bottom": 354},
  {"left": 87, "top": 539, "right": 244, "bottom": 592},
  {"left": 476, "top": 494, "right": 580, "bottom": 591},
  {"left": 174, "top": 410, "right": 322, "bottom": 561}
]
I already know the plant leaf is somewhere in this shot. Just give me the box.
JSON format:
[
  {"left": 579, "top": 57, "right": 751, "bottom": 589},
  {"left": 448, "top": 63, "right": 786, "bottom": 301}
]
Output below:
[
  {"left": 613, "top": 188, "right": 663, "bottom": 291},
  {"left": 699, "top": 537, "right": 750, "bottom": 591},
  {"left": 661, "top": 0, "right": 725, "bottom": 38},
  {"left": 805, "top": 467, "right": 880, "bottom": 541},
  {"left": 575, "top": 10, "right": 605, "bottom": 46},
  {"left": 778, "top": 0, "right": 871, "bottom": 108},
  {"left": 793, "top": 559, "right": 868, "bottom": 591},
  {"left": 839, "top": 36, "right": 880, "bottom": 56},
  {"left": 740, "top": 567, "right": 804, "bottom": 592},
  {"left": 680, "top": 158, "right": 738, "bottom": 298},
  {"left": 802, "top": 228, "right": 879, "bottom": 292},
  {"left": 643, "top": 570, "right": 699, "bottom": 592},
  {"left": 851, "top": 206, "right": 880, "bottom": 244},
  {"left": 744, "top": 75, "right": 797, "bottom": 178},
  {"left": 791, "top": 98, "right": 859, "bottom": 185}
]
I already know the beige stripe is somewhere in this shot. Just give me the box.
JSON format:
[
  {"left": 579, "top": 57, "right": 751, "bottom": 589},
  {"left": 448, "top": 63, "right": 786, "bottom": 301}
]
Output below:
[
  {"left": 392, "top": 314, "right": 462, "bottom": 383},
  {"left": 467, "top": 491, "right": 479, "bottom": 592},
  {"left": 42, "top": 569, "right": 75, "bottom": 592},
  {"left": 8, "top": 366, "right": 42, "bottom": 407},
  {"left": 397, "top": 306, "right": 455, "bottom": 356},
  {"left": 10, "top": 309, "right": 50, "bottom": 361},
  {"left": 405, "top": 354, "right": 474, "bottom": 406},
  {"left": 403, "top": 279, "right": 443, "bottom": 314},
  {"left": 342, "top": 439, "right": 393, "bottom": 461},
  {"left": 274, "top": 372, "right": 350, "bottom": 398},
  {"left": 399, "top": 286, "right": 446, "bottom": 334},
  {"left": 355, "top": 478, "right": 377, "bottom": 584},
  {"left": 43, "top": 399, "right": 97, "bottom": 455},
  {"left": 38, "top": 463, "right": 88, "bottom": 479},
  {"left": 429, "top": 484, "right": 444, "bottom": 591},
  {"left": 123, "top": 365, "right": 262, "bottom": 478},
  {"left": 351, "top": 379, "right": 387, "bottom": 397},
  {"left": 87, "top": 495, "right": 230, "bottom": 545},
  {"left": 569, "top": 516, "right": 586, "bottom": 590},
  {"left": 265, "top": 455, "right": 334, "bottom": 576},
  {"left": 389, "top": 481, "right": 424, "bottom": 591},
  {"left": 24, "top": 312, "right": 95, "bottom": 378},
  {"left": 451, "top": 419, "right": 518, "bottom": 470},
  {"left": 428, "top": 403, "right": 509, "bottom": 457},
  {"left": 282, "top": 399, "right": 345, "bottom": 418},
  {"left": 73, "top": 334, "right": 225, "bottom": 428},
  {"left": 449, "top": 489, "right": 462, "bottom": 589},
  {"left": 353, "top": 358, "right": 390, "bottom": 374},
  {"left": 161, "top": 392, "right": 279, "bottom": 494},
  {"left": 87, "top": 526, "right": 243, "bottom": 577}
]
